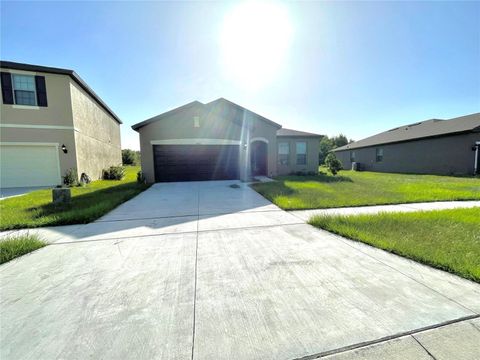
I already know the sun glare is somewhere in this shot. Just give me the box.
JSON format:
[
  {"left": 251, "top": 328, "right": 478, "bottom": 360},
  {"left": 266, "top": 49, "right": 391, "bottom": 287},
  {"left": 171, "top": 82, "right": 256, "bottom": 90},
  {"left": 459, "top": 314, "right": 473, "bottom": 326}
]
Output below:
[{"left": 220, "top": 1, "right": 293, "bottom": 91}]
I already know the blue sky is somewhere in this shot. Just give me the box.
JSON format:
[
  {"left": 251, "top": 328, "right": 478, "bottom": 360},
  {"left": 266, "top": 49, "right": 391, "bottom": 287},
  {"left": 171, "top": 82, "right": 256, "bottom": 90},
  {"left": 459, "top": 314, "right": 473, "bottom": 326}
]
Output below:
[{"left": 2, "top": 1, "right": 479, "bottom": 150}]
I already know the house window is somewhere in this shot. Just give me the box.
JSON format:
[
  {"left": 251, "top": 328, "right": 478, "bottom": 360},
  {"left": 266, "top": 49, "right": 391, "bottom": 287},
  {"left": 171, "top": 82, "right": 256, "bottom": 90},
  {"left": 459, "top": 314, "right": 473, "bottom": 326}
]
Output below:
[
  {"left": 350, "top": 151, "right": 356, "bottom": 162},
  {"left": 193, "top": 116, "right": 200, "bottom": 128},
  {"left": 376, "top": 148, "right": 384, "bottom": 162},
  {"left": 296, "top": 142, "right": 307, "bottom": 165},
  {"left": 13, "top": 74, "right": 37, "bottom": 106},
  {"left": 278, "top": 142, "right": 289, "bottom": 165}
]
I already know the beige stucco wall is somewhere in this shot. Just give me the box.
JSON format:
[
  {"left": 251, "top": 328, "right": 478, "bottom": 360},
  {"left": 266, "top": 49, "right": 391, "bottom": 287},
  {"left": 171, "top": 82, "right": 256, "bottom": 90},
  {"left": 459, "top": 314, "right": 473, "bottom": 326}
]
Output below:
[
  {"left": 0, "top": 69, "right": 74, "bottom": 127},
  {"left": 0, "top": 68, "right": 78, "bottom": 180},
  {"left": 0, "top": 127, "right": 77, "bottom": 180},
  {"left": 276, "top": 136, "right": 320, "bottom": 175},
  {"left": 69, "top": 80, "right": 122, "bottom": 179},
  {"left": 241, "top": 113, "right": 278, "bottom": 180},
  {"left": 136, "top": 103, "right": 279, "bottom": 182}
]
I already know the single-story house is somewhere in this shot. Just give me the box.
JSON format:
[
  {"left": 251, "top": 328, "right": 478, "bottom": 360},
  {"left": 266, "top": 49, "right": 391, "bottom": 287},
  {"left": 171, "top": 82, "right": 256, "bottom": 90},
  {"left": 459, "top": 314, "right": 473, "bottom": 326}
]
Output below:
[
  {"left": 334, "top": 113, "right": 480, "bottom": 175},
  {"left": 132, "top": 98, "right": 321, "bottom": 182},
  {"left": 0, "top": 61, "right": 122, "bottom": 188}
]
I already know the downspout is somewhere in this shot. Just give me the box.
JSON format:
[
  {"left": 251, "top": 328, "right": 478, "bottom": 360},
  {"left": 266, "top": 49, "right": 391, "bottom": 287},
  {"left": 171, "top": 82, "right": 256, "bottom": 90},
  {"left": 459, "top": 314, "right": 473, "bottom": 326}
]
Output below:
[
  {"left": 239, "top": 111, "right": 251, "bottom": 181},
  {"left": 475, "top": 141, "right": 480, "bottom": 175}
]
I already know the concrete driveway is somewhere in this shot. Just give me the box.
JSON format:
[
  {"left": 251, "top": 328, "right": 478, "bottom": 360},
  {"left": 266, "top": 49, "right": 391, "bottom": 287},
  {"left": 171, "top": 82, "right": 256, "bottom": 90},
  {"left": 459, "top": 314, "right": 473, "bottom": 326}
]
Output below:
[{"left": 1, "top": 181, "right": 479, "bottom": 359}]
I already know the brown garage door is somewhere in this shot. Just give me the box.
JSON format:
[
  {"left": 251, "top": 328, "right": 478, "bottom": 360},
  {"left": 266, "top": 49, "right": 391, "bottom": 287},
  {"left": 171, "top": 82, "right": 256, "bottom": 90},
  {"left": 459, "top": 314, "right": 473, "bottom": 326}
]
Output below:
[{"left": 153, "top": 145, "right": 240, "bottom": 182}]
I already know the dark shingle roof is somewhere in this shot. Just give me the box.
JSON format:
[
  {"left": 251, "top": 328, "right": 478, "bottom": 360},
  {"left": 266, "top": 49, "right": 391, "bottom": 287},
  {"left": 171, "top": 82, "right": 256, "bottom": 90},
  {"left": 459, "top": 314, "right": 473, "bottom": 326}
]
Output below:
[
  {"left": 276, "top": 128, "right": 322, "bottom": 137},
  {"left": 0, "top": 60, "right": 122, "bottom": 124},
  {"left": 334, "top": 113, "right": 480, "bottom": 151}
]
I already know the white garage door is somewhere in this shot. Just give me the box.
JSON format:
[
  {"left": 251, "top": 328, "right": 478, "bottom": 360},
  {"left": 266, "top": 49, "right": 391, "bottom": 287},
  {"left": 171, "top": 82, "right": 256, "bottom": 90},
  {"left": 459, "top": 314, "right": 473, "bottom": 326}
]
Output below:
[{"left": 0, "top": 144, "right": 61, "bottom": 188}]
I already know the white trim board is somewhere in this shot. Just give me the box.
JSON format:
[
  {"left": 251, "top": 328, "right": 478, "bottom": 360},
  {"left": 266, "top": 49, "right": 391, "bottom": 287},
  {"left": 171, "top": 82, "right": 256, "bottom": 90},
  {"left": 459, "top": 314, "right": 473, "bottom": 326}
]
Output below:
[
  {"left": 0, "top": 124, "right": 76, "bottom": 130},
  {"left": 11, "top": 105, "right": 40, "bottom": 110},
  {"left": 150, "top": 139, "right": 241, "bottom": 145}
]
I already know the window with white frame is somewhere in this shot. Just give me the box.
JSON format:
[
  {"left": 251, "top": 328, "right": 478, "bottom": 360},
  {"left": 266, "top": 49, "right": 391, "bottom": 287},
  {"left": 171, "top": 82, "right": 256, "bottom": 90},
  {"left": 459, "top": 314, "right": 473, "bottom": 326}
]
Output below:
[
  {"left": 12, "top": 74, "right": 37, "bottom": 106},
  {"left": 296, "top": 142, "right": 307, "bottom": 165},
  {"left": 278, "top": 142, "right": 289, "bottom": 165},
  {"left": 376, "top": 148, "right": 384, "bottom": 162}
]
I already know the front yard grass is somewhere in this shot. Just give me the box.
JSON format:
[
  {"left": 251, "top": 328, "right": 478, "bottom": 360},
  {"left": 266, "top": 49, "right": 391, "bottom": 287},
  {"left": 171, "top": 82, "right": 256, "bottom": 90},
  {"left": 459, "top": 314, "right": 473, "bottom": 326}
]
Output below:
[
  {"left": 0, "top": 166, "right": 149, "bottom": 231},
  {"left": 251, "top": 170, "right": 480, "bottom": 210},
  {"left": 309, "top": 207, "right": 480, "bottom": 282},
  {"left": 0, "top": 234, "right": 47, "bottom": 264}
]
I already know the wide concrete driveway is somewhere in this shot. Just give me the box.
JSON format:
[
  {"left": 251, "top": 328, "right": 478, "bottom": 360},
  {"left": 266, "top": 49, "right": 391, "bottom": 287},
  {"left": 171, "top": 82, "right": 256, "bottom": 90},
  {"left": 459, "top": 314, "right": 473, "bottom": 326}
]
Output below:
[{"left": 1, "top": 181, "right": 479, "bottom": 359}]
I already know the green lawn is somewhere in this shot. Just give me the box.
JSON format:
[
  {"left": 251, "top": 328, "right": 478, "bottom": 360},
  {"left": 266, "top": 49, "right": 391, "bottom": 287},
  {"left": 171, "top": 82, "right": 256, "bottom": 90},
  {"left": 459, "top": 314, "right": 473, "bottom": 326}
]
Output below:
[
  {"left": 309, "top": 208, "right": 480, "bottom": 282},
  {"left": 0, "top": 234, "right": 47, "bottom": 264},
  {"left": 0, "top": 166, "right": 150, "bottom": 231},
  {"left": 252, "top": 170, "right": 480, "bottom": 210}
]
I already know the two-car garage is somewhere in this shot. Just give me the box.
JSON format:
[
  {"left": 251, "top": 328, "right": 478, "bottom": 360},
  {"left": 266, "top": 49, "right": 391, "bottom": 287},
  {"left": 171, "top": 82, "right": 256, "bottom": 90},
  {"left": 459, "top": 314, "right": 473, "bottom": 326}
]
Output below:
[{"left": 153, "top": 144, "right": 239, "bottom": 182}]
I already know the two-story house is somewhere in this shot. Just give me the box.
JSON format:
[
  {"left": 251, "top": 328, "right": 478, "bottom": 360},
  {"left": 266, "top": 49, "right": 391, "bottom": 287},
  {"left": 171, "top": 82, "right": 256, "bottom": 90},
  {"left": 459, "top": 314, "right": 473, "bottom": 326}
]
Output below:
[{"left": 0, "top": 61, "right": 122, "bottom": 188}]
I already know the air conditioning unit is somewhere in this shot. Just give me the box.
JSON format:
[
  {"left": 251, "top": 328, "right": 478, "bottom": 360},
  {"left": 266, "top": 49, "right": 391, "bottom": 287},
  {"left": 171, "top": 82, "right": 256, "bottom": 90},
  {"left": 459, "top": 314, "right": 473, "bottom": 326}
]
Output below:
[{"left": 351, "top": 162, "right": 362, "bottom": 171}]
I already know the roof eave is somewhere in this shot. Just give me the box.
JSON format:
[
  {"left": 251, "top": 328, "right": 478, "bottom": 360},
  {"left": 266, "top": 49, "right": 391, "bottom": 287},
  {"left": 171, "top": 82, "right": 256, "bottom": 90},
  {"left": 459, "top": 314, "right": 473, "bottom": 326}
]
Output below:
[
  {"left": 277, "top": 134, "right": 322, "bottom": 138},
  {"left": 131, "top": 101, "right": 202, "bottom": 131},
  {"left": 333, "top": 129, "right": 476, "bottom": 151}
]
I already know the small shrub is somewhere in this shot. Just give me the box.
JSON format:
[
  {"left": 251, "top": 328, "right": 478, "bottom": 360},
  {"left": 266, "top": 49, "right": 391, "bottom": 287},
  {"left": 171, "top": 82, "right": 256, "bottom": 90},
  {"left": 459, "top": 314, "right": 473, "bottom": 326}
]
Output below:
[
  {"left": 63, "top": 168, "right": 78, "bottom": 187},
  {"left": 307, "top": 171, "right": 318, "bottom": 176},
  {"left": 103, "top": 166, "right": 125, "bottom": 180},
  {"left": 137, "top": 171, "right": 146, "bottom": 184},
  {"left": 325, "top": 153, "right": 342, "bottom": 175}
]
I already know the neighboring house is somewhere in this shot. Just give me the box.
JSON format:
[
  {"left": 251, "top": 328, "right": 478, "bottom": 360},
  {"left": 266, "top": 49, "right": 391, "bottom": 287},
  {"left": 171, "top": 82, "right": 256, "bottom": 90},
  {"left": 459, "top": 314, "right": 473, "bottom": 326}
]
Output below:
[
  {"left": 132, "top": 98, "right": 321, "bottom": 182},
  {"left": 0, "top": 61, "right": 122, "bottom": 188},
  {"left": 334, "top": 113, "right": 480, "bottom": 175}
]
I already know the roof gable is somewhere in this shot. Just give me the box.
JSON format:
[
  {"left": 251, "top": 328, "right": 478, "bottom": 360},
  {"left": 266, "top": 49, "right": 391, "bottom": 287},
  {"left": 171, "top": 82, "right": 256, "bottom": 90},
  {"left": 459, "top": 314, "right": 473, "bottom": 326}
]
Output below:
[
  {"left": 132, "top": 98, "right": 282, "bottom": 131},
  {"left": 131, "top": 101, "right": 203, "bottom": 130}
]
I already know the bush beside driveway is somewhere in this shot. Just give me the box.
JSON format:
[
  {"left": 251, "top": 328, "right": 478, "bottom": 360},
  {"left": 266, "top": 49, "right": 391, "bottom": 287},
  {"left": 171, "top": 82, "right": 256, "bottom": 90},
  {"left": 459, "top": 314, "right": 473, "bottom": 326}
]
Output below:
[
  {"left": 251, "top": 170, "right": 480, "bottom": 210},
  {"left": 309, "top": 207, "right": 480, "bottom": 282},
  {"left": 0, "top": 166, "right": 150, "bottom": 231}
]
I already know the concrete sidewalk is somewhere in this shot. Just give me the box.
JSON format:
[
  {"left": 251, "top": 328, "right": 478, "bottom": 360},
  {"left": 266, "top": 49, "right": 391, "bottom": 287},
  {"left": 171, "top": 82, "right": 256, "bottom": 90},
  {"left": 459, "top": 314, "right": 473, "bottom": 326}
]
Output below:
[
  {"left": 2, "top": 200, "right": 479, "bottom": 244},
  {"left": 321, "top": 317, "right": 480, "bottom": 359},
  {"left": 1, "top": 182, "right": 479, "bottom": 360},
  {"left": 291, "top": 200, "right": 480, "bottom": 221}
]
